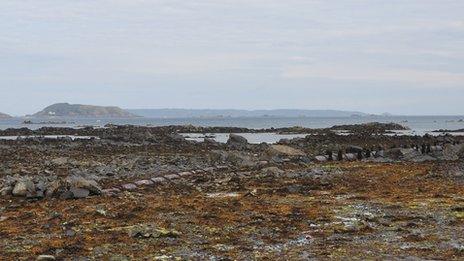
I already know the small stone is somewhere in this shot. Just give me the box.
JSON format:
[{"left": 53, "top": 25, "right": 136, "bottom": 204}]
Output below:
[
  {"left": 36, "top": 255, "right": 56, "bottom": 261},
  {"left": 164, "top": 174, "right": 180, "bottom": 180},
  {"left": 258, "top": 161, "right": 268, "bottom": 166},
  {"left": 315, "top": 156, "right": 327, "bottom": 162},
  {"left": 150, "top": 177, "right": 166, "bottom": 184},
  {"left": 51, "top": 157, "right": 68, "bottom": 165},
  {"left": 65, "top": 229, "right": 76, "bottom": 237},
  {"left": 0, "top": 186, "right": 13, "bottom": 196},
  {"left": 261, "top": 167, "right": 284, "bottom": 176},
  {"left": 178, "top": 171, "right": 192, "bottom": 177},
  {"left": 203, "top": 167, "right": 215, "bottom": 172},
  {"left": 121, "top": 183, "right": 138, "bottom": 191},
  {"left": 216, "top": 165, "right": 228, "bottom": 171},
  {"left": 102, "top": 188, "right": 121, "bottom": 196},
  {"left": 134, "top": 180, "right": 154, "bottom": 186}
]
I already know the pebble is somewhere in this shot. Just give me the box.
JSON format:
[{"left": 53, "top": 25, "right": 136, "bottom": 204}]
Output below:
[
  {"left": 178, "top": 171, "right": 192, "bottom": 177},
  {"left": 134, "top": 180, "right": 154, "bottom": 186},
  {"left": 121, "top": 184, "right": 138, "bottom": 191},
  {"left": 216, "top": 165, "right": 229, "bottom": 171},
  {"left": 315, "top": 156, "right": 327, "bottom": 162},
  {"left": 151, "top": 177, "right": 166, "bottom": 184},
  {"left": 164, "top": 174, "right": 180, "bottom": 180},
  {"left": 36, "top": 255, "right": 56, "bottom": 261},
  {"left": 102, "top": 188, "right": 121, "bottom": 196}
]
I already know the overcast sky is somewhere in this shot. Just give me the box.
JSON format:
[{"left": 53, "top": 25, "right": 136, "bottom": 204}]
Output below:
[{"left": 1, "top": 0, "right": 463, "bottom": 116}]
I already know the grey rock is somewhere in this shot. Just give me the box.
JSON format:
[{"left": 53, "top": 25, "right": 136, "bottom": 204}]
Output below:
[
  {"left": 134, "top": 180, "right": 154, "bottom": 186},
  {"left": 0, "top": 186, "right": 13, "bottom": 196},
  {"left": 102, "top": 188, "right": 121, "bottom": 196},
  {"left": 60, "top": 190, "right": 74, "bottom": 200},
  {"left": 36, "top": 255, "right": 56, "bottom": 261},
  {"left": 70, "top": 188, "right": 90, "bottom": 198},
  {"left": 12, "top": 179, "right": 35, "bottom": 197},
  {"left": 315, "top": 155, "right": 327, "bottom": 162},
  {"left": 66, "top": 176, "right": 102, "bottom": 195},
  {"left": 121, "top": 183, "right": 138, "bottom": 191},
  {"left": 261, "top": 167, "right": 284, "bottom": 176},
  {"left": 226, "top": 134, "right": 248, "bottom": 149},
  {"left": 345, "top": 153, "right": 357, "bottom": 161},
  {"left": 227, "top": 134, "right": 248, "bottom": 144},
  {"left": 51, "top": 157, "right": 68, "bottom": 166},
  {"left": 178, "top": 171, "right": 193, "bottom": 177},
  {"left": 164, "top": 174, "right": 180, "bottom": 180},
  {"left": 45, "top": 180, "right": 62, "bottom": 197},
  {"left": 150, "top": 177, "right": 166, "bottom": 184}
]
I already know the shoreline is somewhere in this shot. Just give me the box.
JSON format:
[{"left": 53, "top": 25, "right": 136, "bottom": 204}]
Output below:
[{"left": 1, "top": 122, "right": 463, "bottom": 259}]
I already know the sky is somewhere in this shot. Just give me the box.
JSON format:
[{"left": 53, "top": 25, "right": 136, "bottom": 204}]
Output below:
[{"left": 0, "top": 0, "right": 463, "bottom": 116}]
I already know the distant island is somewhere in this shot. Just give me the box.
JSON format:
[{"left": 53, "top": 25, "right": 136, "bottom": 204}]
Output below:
[
  {"left": 31, "top": 103, "right": 138, "bottom": 118},
  {"left": 128, "top": 109, "right": 369, "bottom": 119},
  {"left": 0, "top": 112, "right": 12, "bottom": 119}
]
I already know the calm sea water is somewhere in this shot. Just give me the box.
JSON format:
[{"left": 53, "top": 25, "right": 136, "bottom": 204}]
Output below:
[{"left": 1, "top": 116, "right": 463, "bottom": 133}]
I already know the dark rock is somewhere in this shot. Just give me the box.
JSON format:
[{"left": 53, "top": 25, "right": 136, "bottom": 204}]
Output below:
[
  {"left": 347, "top": 145, "right": 363, "bottom": 154},
  {"left": 70, "top": 188, "right": 90, "bottom": 198},
  {"left": 227, "top": 134, "right": 248, "bottom": 149}
]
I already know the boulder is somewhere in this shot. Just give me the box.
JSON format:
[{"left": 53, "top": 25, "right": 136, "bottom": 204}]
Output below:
[
  {"left": 12, "top": 179, "right": 35, "bottom": 197},
  {"left": 70, "top": 188, "right": 90, "bottom": 199},
  {"left": 225, "top": 151, "right": 256, "bottom": 167},
  {"left": 267, "top": 145, "right": 306, "bottom": 157},
  {"left": 227, "top": 134, "right": 248, "bottom": 149},
  {"left": 211, "top": 150, "right": 256, "bottom": 167},
  {"left": 66, "top": 176, "right": 102, "bottom": 195},
  {"left": 45, "top": 180, "right": 63, "bottom": 197},
  {"left": 443, "top": 143, "right": 464, "bottom": 160},
  {"left": 346, "top": 145, "right": 363, "bottom": 154},
  {"left": 384, "top": 148, "right": 421, "bottom": 160}
]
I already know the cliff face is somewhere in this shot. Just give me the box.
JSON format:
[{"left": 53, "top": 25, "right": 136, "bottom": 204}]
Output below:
[
  {"left": 33, "top": 103, "right": 138, "bottom": 118},
  {"left": 0, "top": 112, "right": 12, "bottom": 119}
]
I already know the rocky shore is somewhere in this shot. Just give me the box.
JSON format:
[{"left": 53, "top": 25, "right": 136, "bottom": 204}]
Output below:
[{"left": 1, "top": 122, "right": 464, "bottom": 259}]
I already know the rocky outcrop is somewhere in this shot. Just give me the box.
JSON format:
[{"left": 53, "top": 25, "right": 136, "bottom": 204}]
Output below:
[{"left": 330, "top": 122, "right": 409, "bottom": 133}]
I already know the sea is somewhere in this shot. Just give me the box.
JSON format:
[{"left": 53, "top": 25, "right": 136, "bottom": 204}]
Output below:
[
  {"left": 1, "top": 116, "right": 463, "bottom": 143},
  {"left": 1, "top": 115, "right": 463, "bottom": 132}
]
